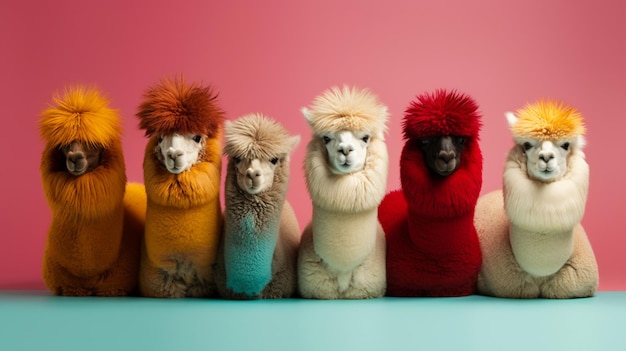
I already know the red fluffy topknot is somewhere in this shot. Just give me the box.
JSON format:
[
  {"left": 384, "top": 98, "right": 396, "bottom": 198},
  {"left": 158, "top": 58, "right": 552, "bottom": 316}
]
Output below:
[
  {"left": 136, "top": 76, "right": 224, "bottom": 138},
  {"left": 403, "top": 90, "right": 482, "bottom": 139}
]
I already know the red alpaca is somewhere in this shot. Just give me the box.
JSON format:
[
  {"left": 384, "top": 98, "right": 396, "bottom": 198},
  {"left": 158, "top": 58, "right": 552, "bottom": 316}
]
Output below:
[{"left": 378, "top": 90, "right": 483, "bottom": 296}]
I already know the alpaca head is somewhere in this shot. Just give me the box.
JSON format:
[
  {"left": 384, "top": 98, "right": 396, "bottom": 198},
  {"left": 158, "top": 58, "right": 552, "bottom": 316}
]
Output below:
[
  {"left": 402, "top": 90, "right": 482, "bottom": 177},
  {"left": 302, "top": 85, "right": 388, "bottom": 175},
  {"left": 506, "top": 100, "right": 586, "bottom": 182},
  {"left": 136, "top": 76, "right": 224, "bottom": 174},
  {"left": 40, "top": 86, "right": 121, "bottom": 176},
  {"left": 224, "top": 114, "right": 300, "bottom": 195}
]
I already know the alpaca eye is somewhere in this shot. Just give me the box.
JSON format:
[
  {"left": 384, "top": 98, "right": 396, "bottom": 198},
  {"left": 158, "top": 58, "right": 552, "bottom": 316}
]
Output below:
[
  {"left": 561, "top": 142, "right": 570, "bottom": 151},
  {"left": 157, "top": 136, "right": 163, "bottom": 143},
  {"left": 270, "top": 158, "right": 279, "bottom": 165},
  {"left": 192, "top": 135, "right": 202, "bottom": 143},
  {"left": 233, "top": 157, "right": 241, "bottom": 164},
  {"left": 420, "top": 139, "right": 430, "bottom": 146},
  {"left": 522, "top": 142, "right": 533, "bottom": 151},
  {"left": 362, "top": 135, "right": 370, "bottom": 143},
  {"left": 322, "top": 136, "right": 331, "bottom": 144},
  {"left": 457, "top": 137, "right": 466, "bottom": 145}
]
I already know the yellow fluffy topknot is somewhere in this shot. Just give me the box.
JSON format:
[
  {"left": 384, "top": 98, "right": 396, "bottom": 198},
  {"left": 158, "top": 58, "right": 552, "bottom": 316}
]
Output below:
[
  {"left": 512, "top": 100, "right": 585, "bottom": 140},
  {"left": 40, "top": 86, "right": 121, "bottom": 147}
]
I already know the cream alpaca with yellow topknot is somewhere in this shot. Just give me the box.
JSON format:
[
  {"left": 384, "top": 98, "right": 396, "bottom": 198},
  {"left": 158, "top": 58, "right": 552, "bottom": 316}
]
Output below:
[{"left": 475, "top": 100, "right": 598, "bottom": 298}]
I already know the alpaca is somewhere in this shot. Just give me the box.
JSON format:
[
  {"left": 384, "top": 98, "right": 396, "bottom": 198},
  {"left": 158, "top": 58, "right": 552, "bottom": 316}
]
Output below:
[
  {"left": 39, "top": 86, "right": 146, "bottom": 296},
  {"left": 378, "top": 90, "right": 483, "bottom": 297},
  {"left": 297, "top": 86, "right": 389, "bottom": 299},
  {"left": 214, "top": 113, "right": 301, "bottom": 299},
  {"left": 137, "top": 76, "right": 224, "bottom": 298},
  {"left": 475, "top": 100, "right": 598, "bottom": 298}
]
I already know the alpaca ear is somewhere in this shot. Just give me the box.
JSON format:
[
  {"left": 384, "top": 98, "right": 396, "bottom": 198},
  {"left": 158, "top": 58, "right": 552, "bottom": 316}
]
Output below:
[
  {"left": 287, "top": 135, "right": 301, "bottom": 152},
  {"left": 577, "top": 135, "right": 586, "bottom": 149},
  {"left": 301, "top": 108, "right": 314, "bottom": 125},
  {"left": 505, "top": 112, "right": 519, "bottom": 128},
  {"left": 224, "top": 120, "right": 233, "bottom": 134}
]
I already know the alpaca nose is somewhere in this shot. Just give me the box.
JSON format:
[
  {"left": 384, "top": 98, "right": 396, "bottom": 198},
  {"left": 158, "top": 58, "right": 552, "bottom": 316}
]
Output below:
[
  {"left": 539, "top": 152, "right": 554, "bottom": 162},
  {"left": 246, "top": 168, "right": 260, "bottom": 180},
  {"left": 167, "top": 149, "right": 183, "bottom": 161},
  {"left": 338, "top": 144, "right": 354, "bottom": 156},
  {"left": 439, "top": 150, "right": 455, "bottom": 163},
  {"left": 67, "top": 151, "right": 85, "bottom": 164}
]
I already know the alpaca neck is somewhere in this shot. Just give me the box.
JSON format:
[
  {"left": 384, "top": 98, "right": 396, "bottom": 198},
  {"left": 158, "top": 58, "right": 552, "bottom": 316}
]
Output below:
[
  {"left": 509, "top": 224, "right": 574, "bottom": 277},
  {"left": 223, "top": 169, "right": 286, "bottom": 296},
  {"left": 312, "top": 204, "right": 377, "bottom": 273},
  {"left": 407, "top": 208, "right": 476, "bottom": 255},
  {"left": 504, "top": 147, "right": 589, "bottom": 277}
]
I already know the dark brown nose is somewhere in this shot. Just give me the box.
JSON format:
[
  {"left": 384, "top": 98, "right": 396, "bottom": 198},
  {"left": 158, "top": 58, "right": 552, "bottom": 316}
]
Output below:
[
  {"left": 438, "top": 150, "right": 455, "bottom": 163},
  {"left": 67, "top": 151, "right": 85, "bottom": 164}
]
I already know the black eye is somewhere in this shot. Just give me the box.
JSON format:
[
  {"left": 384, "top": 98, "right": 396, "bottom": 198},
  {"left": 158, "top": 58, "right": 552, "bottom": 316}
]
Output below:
[
  {"left": 361, "top": 135, "right": 370, "bottom": 143},
  {"left": 233, "top": 157, "right": 241, "bottom": 164},
  {"left": 157, "top": 136, "right": 163, "bottom": 143},
  {"left": 561, "top": 142, "right": 570, "bottom": 151},
  {"left": 522, "top": 142, "right": 533, "bottom": 151},
  {"left": 457, "top": 137, "right": 466, "bottom": 145},
  {"left": 322, "top": 136, "right": 331, "bottom": 144},
  {"left": 420, "top": 139, "right": 430, "bottom": 146},
  {"left": 192, "top": 135, "right": 202, "bottom": 143},
  {"left": 270, "top": 158, "right": 279, "bottom": 165}
]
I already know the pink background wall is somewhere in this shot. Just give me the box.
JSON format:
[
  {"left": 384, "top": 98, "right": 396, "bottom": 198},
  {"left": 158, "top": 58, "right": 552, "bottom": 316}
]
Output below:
[{"left": 1, "top": 0, "right": 624, "bottom": 290}]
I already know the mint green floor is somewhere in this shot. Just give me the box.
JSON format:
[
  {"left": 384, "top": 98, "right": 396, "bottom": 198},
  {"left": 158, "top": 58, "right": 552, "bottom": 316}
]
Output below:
[{"left": 1, "top": 291, "right": 625, "bottom": 351}]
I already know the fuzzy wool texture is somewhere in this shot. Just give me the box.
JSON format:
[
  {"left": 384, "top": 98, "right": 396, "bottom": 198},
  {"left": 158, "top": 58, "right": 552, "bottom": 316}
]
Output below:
[
  {"left": 214, "top": 114, "right": 300, "bottom": 299},
  {"left": 302, "top": 85, "right": 388, "bottom": 139},
  {"left": 39, "top": 86, "right": 144, "bottom": 296},
  {"left": 475, "top": 145, "right": 598, "bottom": 298},
  {"left": 139, "top": 136, "right": 223, "bottom": 298},
  {"left": 402, "top": 89, "right": 482, "bottom": 140},
  {"left": 512, "top": 100, "right": 585, "bottom": 141},
  {"left": 298, "top": 86, "right": 388, "bottom": 299},
  {"left": 378, "top": 90, "right": 483, "bottom": 297},
  {"left": 136, "top": 76, "right": 223, "bottom": 139},
  {"left": 40, "top": 86, "right": 121, "bottom": 148},
  {"left": 223, "top": 113, "right": 297, "bottom": 161}
]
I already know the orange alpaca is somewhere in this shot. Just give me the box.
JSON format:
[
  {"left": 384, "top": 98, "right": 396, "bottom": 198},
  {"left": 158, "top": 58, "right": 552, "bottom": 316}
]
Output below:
[
  {"left": 39, "top": 86, "right": 146, "bottom": 296},
  {"left": 137, "top": 76, "right": 224, "bottom": 297}
]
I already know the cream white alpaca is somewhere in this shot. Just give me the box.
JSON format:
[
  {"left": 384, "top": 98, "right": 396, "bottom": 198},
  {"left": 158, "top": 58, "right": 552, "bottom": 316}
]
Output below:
[
  {"left": 298, "top": 86, "right": 389, "bottom": 299},
  {"left": 475, "top": 100, "right": 598, "bottom": 298}
]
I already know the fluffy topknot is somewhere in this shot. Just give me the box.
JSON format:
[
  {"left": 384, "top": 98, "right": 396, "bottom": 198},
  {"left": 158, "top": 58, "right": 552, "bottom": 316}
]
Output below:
[
  {"left": 512, "top": 100, "right": 585, "bottom": 140},
  {"left": 403, "top": 90, "right": 482, "bottom": 140},
  {"left": 302, "top": 85, "right": 389, "bottom": 139},
  {"left": 40, "top": 86, "right": 121, "bottom": 147},
  {"left": 136, "top": 76, "right": 224, "bottom": 138},
  {"left": 224, "top": 113, "right": 297, "bottom": 160}
]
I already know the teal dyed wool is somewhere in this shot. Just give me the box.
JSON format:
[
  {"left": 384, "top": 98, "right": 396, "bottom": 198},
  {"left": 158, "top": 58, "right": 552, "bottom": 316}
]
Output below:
[{"left": 224, "top": 213, "right": 279, "bottom": 296}]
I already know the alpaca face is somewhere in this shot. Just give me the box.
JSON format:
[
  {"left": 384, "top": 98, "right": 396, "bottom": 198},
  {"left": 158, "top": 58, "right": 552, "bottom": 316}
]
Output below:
[
  {"left": 321, "top": 130, "right": 370, "bottom": 175},
  {"left": 233, "top": 156, "right": 280, "bottom": 195},
  {"left": 517, "top": 138, "right": 574, "bottom": 182},
  {"left": 418, "top": 136, "right": 466, "bottom": 176},
  {"left": 61, "top": 141, "right": 102, "bottom": 176},
  {"left": 155, "top": 133, "right": 205, "bottom": 174},
  {"left": 505, "top": 111, "right": 583, "bottom": 182}
]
